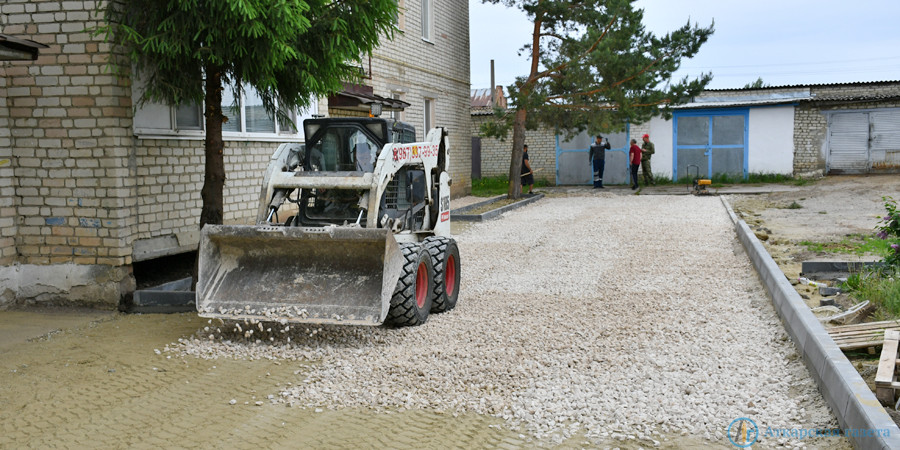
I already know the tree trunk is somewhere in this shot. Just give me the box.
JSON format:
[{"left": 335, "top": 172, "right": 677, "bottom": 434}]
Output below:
[
  {"left": 200, "top": 65, "right": 226, "bottom": 228},
  {"left": 193, "top": 65, "right": 226, "bottom": 290},
  {"left": 507, "top": 108, "right": 527, "bottom": 199}
]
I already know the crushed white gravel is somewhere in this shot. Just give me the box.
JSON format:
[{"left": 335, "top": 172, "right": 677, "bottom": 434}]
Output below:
[{"left": 172, "top": 193, "right": 839, "bottom": 447}]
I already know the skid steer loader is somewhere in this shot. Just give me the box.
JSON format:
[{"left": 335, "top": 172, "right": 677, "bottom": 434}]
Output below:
[{"left": 196, "top": 118, "right": 460, "bottom": 327}]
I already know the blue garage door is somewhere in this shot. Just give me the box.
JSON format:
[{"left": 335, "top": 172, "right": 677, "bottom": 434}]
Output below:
[
  {"left": 673, "top": 109, "right": 749, "bottom": 180},
  {"left": 556, "top": 127, "right": 630, "bottom": 185}
]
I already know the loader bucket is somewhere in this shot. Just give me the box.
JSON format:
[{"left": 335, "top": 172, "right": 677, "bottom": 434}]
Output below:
[{"left": 197, "top": 225, "right": 404, "bottom": 326}]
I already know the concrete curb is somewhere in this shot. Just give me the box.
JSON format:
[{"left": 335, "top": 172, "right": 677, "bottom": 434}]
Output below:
[
  {"left": 721, "top": 197, "right": 900, "bottom": 449},
  {"left": 452, "top": 194, "right": 544, "bottom": 222}
]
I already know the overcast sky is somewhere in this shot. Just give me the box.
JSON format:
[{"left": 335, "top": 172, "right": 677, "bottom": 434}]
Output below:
[{"left": 470, "top": 0, "right": 900, "bottom": 90}]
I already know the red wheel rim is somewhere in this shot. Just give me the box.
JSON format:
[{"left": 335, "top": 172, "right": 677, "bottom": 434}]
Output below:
[
  {"left": 445, "top": 254, "right": 457, "bottom": 296},
  {"left": 415, "top": 262, "right": 428, "bottom": 308}
]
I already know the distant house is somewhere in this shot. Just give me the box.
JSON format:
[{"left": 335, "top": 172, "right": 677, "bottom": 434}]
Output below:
[
  {"left": 472, "top": 81, "right": 900, "bottom": 185},
  {"left": 0, "top": 1, "right": 470, "bottom": 309},
  {"left": 470, "top": 87, "right": 558, "bottom": 184}
]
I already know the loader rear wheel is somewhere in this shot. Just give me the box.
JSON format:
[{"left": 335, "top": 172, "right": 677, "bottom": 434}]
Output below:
[
  {"left": 386, "top": 243, "right": 434, "bottom": 327},
  {"left": 424, "top": 236, "right": 460, "bottom": 313}
]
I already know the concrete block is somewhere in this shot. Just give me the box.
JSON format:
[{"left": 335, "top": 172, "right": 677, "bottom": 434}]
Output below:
[
  {"left": 802, "top": 261, "right": 880, "bottom": 275},
  {"left": 819, "top": 286, "right": 842, "bottom": 296}
]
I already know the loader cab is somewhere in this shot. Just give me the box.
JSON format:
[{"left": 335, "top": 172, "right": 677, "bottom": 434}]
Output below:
[
  {"left": 302, "top": 118, "right": 416, "bottom": 173},
  {"left": 296, "top": 118, "right": 418, "bottom": 227}
]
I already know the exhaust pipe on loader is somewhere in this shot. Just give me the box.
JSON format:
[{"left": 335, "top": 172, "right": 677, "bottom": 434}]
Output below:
[{"left": 197, "top": 225, "right": 404, "bottom": 326}]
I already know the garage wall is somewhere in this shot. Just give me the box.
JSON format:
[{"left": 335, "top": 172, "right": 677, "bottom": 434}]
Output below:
[
  {"left": 794, "top": 82, "right": 900, "bottom": 177},
  {"left": 749, "top": 106, "right": 794, "bottom": 174},
  {"left": 470, "top": 113, "right": 557, "bottom": 184},
  {"left": 646, "top": 116, "right": 674, "bottom": 179}
]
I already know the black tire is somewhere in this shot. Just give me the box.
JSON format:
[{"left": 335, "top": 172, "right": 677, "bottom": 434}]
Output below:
[
  {"left": 386, "top": 243, "right": 434, "bottom": 327},
  {"left": 424, "top": 236, "right": 461, "bottom": 313}
]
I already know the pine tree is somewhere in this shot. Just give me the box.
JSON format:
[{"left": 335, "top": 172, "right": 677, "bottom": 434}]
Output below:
[
  {"left": 98, "top": 0, "right": 397, "bottom": 226},
  {"left": 479, "top": 0, "right": 714, "bottom": 198}
]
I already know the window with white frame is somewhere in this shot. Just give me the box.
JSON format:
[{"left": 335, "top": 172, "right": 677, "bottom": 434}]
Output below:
[
  {"left": 132, "top": 75, "right": 313, "bottom": 139},
  {"left": 175, "top": 103, "right": 202, "bottom": 130},
  {"left": 392, "top": 0, "right": 405, "bottom": 30},
  {"left": 421, "top": 0, "right": 433, "bottom": 41},
  {"left": 424, "top": 98, "right": 434, "bottom": 131}
]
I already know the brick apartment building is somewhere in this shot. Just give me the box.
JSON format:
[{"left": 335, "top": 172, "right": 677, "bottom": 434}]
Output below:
[{"left": 0, "top": 0, "right": 471, "bottom": 308}]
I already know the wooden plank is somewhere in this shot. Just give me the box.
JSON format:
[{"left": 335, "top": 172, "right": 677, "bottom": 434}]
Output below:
[
  {"left": 834, "top": 336, "right": 888, "bottom": 346},
  {"left": 828, "top": 321, "right": 900, "bottom": 334},
  {"left": 874, "top": 330, "right": 900, "bottom": 405},
  {"left": 835, "top": 335, "right": 892, "bottom": 344},
  {"left": 830, "top": 329, "right": 900, "bottom": 339},
  {"left": 830, "top": 328, "right": 900, "bottom": 339},
  {"left": 829, "top": 320, "right": 900, "bottom": 331},
  {"left": 829, "top": 324, "right": 900, "bottom": 351},
  {"left": 875, "top": 335, "right": 899, "bottom": 387}
]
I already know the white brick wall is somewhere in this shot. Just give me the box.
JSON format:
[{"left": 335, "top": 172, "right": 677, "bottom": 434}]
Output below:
[
  {"left": 325, "top": 0, "right": 472, "bottom": 197},
  {"left": 471, "top": 114, "right": 557, "bottom": 184},
  {"left": 1, "top": 0, "right": 473, "bottom": 308}
]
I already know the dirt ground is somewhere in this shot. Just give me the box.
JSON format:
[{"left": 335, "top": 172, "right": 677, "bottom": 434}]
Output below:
[{"left": 728, "top": 174, "right": 900, "bottom": 310}]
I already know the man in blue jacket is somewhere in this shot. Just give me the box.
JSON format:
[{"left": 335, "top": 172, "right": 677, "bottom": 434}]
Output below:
[{"left": 588, "top": 135, "right": 610, "bottom": 188}]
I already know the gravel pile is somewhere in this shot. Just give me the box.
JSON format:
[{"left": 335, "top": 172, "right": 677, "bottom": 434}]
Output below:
[{"left": 173, "top": 194, "right": 838, "bottom": 446}]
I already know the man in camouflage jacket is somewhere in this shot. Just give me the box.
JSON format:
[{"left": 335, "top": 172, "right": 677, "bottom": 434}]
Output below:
[{"left": 641, "top": 134, "right": 656, "bottom": 186}]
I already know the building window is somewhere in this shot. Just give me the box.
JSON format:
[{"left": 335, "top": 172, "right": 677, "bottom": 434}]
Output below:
[
  {"left": 393, "top": 0, "right": 405, "bottom": 30},
  {"left": 174, "top": 103, "right": 202, "bottom": 130},
  {"left": 222, "top": 83, "right": 302, "bottom": 135},
  {"left": 131, "top": 69, "right": 309, "bottom": 139},
  {"left": 421, "top": 0, "right": 433, "bottom": 41},
  {"left": 221, "top": 85, "right": 242, "bottom": 133},
  {"left": 424, "top": 98, "right": 434, "bottom": 131}
]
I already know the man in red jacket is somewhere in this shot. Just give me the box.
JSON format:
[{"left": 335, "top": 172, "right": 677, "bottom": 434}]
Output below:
[{"left": 629, "top": 139, "right": 642, "bottom": 190}]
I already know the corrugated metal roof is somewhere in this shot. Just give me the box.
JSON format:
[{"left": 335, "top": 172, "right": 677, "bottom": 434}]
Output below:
[
  {"left": 806, "top": 93, "right": 900, "bottom": 103},
  {"left": 471, "top": 106, "right": 496, "bottom": 116},
  {"left": 471, "top": 88, "right": 492, "bottom": 107},
  {"left": 675, "top": 99, "right": 802, "bottom": 109},
  {"left": 705, "top": 80, "right": 900, "bottom": 92},
  {"left": 471, "top": 87, "right": 507, "bottom": 109}
]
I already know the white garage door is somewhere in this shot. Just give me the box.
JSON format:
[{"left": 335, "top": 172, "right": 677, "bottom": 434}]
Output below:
[
  {"left": 828, "top": 112, "right": 869, "bottom": 173},
  {"left": 828, "top": 109, "right": 900, "bottom": 173},
  {"left": 871, "top": 110, "right": 900, "bottom": 170}
]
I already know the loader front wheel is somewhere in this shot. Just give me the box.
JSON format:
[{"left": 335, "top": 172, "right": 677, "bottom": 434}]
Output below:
[
  {"left": 386, "top": 243, "right": 434, "bottom": 327},
  {"left": 424, "top": 236, "right": 460, "bottom": 313}
]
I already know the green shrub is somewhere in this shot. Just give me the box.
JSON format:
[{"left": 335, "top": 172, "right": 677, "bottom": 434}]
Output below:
[
  {"left": 842, "top": 268, "right": 900, "bottom": 317},
  {"left": 876, "top": 196, "right": 900, "bottom": 267}
]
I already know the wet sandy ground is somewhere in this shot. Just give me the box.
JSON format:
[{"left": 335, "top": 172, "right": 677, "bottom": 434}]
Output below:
[
  {"left": 0, "top": 189, "right": 865, "bottom": 449},
  {"left": 0, "top": 310, "right": 744, "bottom": 449}
]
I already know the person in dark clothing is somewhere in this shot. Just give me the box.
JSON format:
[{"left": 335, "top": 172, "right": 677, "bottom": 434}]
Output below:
[
  {"left": 629, "top": 139, "right": 642, "bottom": 190},
  {"left": 521, "top": 144, "right": 534, "bottom": 194},
  {"left": 588, "top": 135, "right": 610, "bottom": 188}
]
